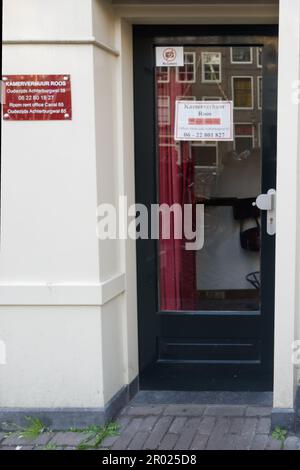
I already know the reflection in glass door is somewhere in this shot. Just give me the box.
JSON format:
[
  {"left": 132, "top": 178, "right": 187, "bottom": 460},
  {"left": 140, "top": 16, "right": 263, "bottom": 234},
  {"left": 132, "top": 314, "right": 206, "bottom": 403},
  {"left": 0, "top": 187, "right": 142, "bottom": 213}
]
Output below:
[{"left": 156, "top": 46, "right": 262, "bottom": 312}]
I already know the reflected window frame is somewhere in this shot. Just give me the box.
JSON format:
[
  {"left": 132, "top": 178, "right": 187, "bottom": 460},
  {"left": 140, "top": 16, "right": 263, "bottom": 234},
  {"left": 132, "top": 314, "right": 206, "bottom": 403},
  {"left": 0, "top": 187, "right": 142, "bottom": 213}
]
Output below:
[
  {"left": 201, "top": 51, "right": 222, "bottom": 84},
  {"left": 156, "top": 66, "right": 170, "bottom": 84},
  {"left": 257, "top": 47, "right": 262, "bottom": 68},
  {"left": 234, "top": 122, "right": 255, "bottom": 151},
  {"left": 230, "top": 46, "right": 253, "bottom": 64},
  {"left": 231, "top": 75, "right": 254, "bottom": 110},
  {"left": 192, "top": 141, "right": 219, "bottom": 170},
  {"left": 257, "top": 76, "right": 262, "bottom": 110},
  {"left": 202, "top": 96, "right": 222, "bottom": 101},
  {"left": 157, "top": 95, "right": 171, "bottom": 126},
  {"left": 176, "top": 52, "right": 196, "bottom": 84}
]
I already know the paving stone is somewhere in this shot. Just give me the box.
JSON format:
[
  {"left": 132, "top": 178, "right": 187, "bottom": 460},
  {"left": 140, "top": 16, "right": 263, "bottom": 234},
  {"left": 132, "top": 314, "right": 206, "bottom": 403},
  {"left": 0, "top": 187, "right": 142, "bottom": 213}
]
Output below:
[
  {"left": 111, "top": 418, "right": 144, "bottom": 450},
  {"left": 250, "top": 434, "right": 269, "bottom": 450},
  {"left": 127, "top": 431, "right": 149, "bottom": 450},
  {"left": 256, "top": 417, "right": 271, "bottom": 434},
  {"left": 190, "top": 434, "right": 208, "bottom": 450},
  {"left": 169, "top": 417, "right": 187, "bottom": 434},
  {"left": 100, "top": 416, "right": 131, "bottom": 448},
  {"left": 158, "top": 433, "right": 178, "bottom": 450},
  {"left": 197, "top": 416, "right": 216, "bottom": 435},
  {"left": 0, "top": 445, "right": 34, "bottom": 450},
  {"left": 206, "top": 434, "right": 230, "bottom": 450},
  {"left": 173, "top": 417, "right": 202, "bottom": 450},
  {"left": 229, "top": 417, "right": 244, "bottom": 434},
  {"left": 265, "top": 436, "right": 282, "bottom": 450},
  {"left": 139, "top": 416, "right": 159, "bottom": 432},
  {"left": 245, "top": 406, "right": 272, "bottom": 417},
  {"left": 124, "top": 405, "right": 165, "bottom": 416},
  {"left": 234, "top": 418, "right": 257, "bottom": 450},
  {"left": 204, "top": 405, "right": 246, "bottom": 417},
  {"left": 206, "top": 417, "right": 231, "bottom": 450},
  {"left": 143, "top": 416, "right": 173, "bottom": 449},
  {"left": 116, "top": 416, "right": 132, "bottom": 431},
  {"left": 16, "top": 446, "right": 35, "bottom": 450},
  {"left": 284, "top": 436, "right": 300, "bottom": 450},
  {"left": 48, "top": 431, "right": 94, "bottom": 447},
  {"left": 0, "top": 447, "right": 18, "bottom": 450},
  {"left": 163, "top": 405, "right": 205, "bottom": 417},
  {"left": 2, "top": 431, "right": 53, "bottom": 447},
  {"left": 220, "top": 434, "right": 238, "bottom": 450}
]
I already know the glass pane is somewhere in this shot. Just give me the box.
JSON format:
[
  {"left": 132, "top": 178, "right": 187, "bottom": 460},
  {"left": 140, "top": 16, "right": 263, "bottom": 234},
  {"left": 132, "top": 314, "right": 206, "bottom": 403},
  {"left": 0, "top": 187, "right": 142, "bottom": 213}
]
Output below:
[
  {"left": 233, "top": 77, "right": 253, "bottom": 108},
  {"left": 231, "top": 47, "right": 252, "bottom": 63},
  {"left": 155, "top": 46, "right": 262, "bottom": 312}
]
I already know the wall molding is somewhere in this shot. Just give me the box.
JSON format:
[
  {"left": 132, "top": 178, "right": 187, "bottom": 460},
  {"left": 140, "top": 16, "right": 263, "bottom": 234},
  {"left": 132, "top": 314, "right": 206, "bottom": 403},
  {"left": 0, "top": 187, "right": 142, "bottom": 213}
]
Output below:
[
  {"left": 0, "top": 273, "right": 125, "bottom": 306},
  {"left": 2, "top": 37, "right": 120, "bottom": 57}
]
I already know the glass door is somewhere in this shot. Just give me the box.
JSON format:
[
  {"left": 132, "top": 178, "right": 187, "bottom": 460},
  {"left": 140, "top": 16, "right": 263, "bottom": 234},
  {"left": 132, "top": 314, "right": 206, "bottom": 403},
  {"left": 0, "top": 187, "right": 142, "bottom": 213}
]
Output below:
[{"left": 134, "top": 26, "right": 277, "bottom": 391}]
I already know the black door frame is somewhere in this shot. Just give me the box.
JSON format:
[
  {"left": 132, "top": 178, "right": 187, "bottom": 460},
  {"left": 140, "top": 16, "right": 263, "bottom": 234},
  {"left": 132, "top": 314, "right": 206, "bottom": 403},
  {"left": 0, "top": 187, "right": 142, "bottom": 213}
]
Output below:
[{"left": 133, "top": 25, "right": 278, "bottom": 390}]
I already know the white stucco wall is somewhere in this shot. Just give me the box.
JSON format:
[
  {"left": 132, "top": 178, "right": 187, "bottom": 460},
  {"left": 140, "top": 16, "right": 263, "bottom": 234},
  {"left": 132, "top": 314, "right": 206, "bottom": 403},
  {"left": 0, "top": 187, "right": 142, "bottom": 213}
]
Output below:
[
  {"left": 0, "top": 0, "right": 132, "bottom": 409},
  {"left": 0, "top": 306, "right": 104, "bottom": 407}
]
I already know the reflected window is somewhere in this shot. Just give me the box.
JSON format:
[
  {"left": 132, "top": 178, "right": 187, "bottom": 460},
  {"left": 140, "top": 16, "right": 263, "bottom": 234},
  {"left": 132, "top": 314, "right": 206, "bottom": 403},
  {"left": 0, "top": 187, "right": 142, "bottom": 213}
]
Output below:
[
  {"left": 232, "top": 76, "right": 253, "bottom": 108},
  {"left": 201, "top": 52, "right": 221, "bottom": 83},
  {"left": 202, "top": 96, "right": 222, "bottom": 101},
  {"left": 157, "top": 66, "right": 170, "bottom": 83},
  {"left": 176, "top": 95, "right": 196, "bottom": 101},
  {"left": 176, "top": 52, "right": 196, "bottom": 83},
  {"left": 234, "top": 124, "right": 254, "bottom": 153},
  {"left": 192, "top": 142, "right": 218, "bottom": 169},
  {"left": 158, "top": 96, "right": 170, "bottom": 125},
  {"left": 257, "top": 47, "right": 262, "bottom": 68},
  {"left": 231, "top": 47, "right": 252, "bottom": 64},
  {"left": 258, "top": 76, "right": 262, "bottom": 109}
]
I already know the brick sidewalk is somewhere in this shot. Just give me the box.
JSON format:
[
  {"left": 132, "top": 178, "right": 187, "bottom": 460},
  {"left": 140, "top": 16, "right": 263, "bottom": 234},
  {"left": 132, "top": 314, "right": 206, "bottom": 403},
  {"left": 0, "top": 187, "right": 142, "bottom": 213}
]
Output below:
[
  {"left": 99, "top": 404, "right": 300, "bottom": 451},
  {"left": 0, "top": 403, "right": 299, "bottom": 450}
]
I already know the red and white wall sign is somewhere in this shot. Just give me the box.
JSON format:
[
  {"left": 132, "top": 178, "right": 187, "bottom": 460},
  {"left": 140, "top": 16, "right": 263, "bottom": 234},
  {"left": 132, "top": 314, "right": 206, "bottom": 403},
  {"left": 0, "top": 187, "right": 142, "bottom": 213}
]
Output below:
[{"left": 2, "top": 74, "right": 72, "bottom": 121}]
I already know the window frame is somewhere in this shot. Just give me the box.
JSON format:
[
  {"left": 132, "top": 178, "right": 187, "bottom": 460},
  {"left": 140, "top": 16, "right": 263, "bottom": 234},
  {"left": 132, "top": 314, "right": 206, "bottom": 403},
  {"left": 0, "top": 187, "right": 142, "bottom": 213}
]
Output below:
[
  {"left": 156, "top": 66, "right": 170, "bottom": 84},
  {"left": 257, "top": 76, "right": 262, "bottom": 109},
  {"left": 231, "top": 75, "right": 254, "bottom": 110},
  {"left": 258, "top": 122, "right": 262, "bottom": 148},
  {"left": 257, "top": 47, "right": 262, "bottom": 68},
  {"left": 157, "top": 95, "right": 171, "bottom": 126},
  {"left": 201, "top": 51, "right": 222, "bottom": 84},
  {"left": 176, "top": 95, "right": 196, "bottom": 101},
  {"left": 230, "top": 46, "right": 253, "bottom": 64},
  {"left": 202, "top": 96, "right": 222, "bottom": 101},
  {"left": 192, "top": 141, "right": 219, "bottom": 169},
  {"left": 176, "top": 51, "right": 196, "bottom": 84},
  {"left": 233, "top": 122, "right": 255, "bottom": 151}
]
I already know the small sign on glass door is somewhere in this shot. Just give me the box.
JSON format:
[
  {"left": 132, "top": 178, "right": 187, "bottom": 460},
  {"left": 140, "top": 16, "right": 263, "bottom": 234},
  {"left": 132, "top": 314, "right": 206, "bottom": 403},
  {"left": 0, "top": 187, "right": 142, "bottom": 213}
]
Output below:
[{"left": 156, "top": 47, "right": 184, "bottom": 67}]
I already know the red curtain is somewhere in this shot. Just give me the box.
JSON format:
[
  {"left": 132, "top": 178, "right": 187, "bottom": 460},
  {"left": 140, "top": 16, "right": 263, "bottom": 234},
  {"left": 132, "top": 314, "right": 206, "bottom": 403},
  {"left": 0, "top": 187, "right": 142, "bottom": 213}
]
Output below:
[{"left": 157, "top": 69, "right": 197, "bottom": 310}]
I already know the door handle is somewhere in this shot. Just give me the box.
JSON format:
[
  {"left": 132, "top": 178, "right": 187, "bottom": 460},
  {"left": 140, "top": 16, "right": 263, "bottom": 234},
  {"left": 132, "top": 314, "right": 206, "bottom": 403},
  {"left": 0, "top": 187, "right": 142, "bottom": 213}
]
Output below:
[{"left": 252, "top": 189, "right": 276, "bottom": 235}]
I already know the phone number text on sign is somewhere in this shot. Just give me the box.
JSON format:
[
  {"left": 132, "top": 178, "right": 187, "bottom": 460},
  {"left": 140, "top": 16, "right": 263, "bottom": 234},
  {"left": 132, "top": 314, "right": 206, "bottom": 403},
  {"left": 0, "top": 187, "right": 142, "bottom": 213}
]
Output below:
[
  {"left": 2, "top": 74, "right": 72, "bottom": 121},
  {"left": 174, "top": 100, "right": 233, "bottom": 141}
]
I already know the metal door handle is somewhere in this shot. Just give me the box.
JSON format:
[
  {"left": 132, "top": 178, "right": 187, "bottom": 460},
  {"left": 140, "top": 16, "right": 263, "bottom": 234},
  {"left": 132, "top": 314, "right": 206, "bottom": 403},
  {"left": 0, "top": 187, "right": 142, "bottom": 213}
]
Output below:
[{"left": 252, "top": 189, "right": 276, "bottom": 235}]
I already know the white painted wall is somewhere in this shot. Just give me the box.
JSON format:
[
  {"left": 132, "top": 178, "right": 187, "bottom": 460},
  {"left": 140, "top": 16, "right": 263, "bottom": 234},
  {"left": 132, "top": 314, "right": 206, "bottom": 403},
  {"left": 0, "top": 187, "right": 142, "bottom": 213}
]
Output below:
[
  {"left": 0, "top": 0, "right": 131, "bottom": 409},
  {"left": 3, "top": 0, "right": 93, "bottom": 40},
  {"left": 0, "top": 306, "right": 104, "bottom": 408},
  {"left": 1, "top": 44, "right": 99, "bottom": 284}
]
